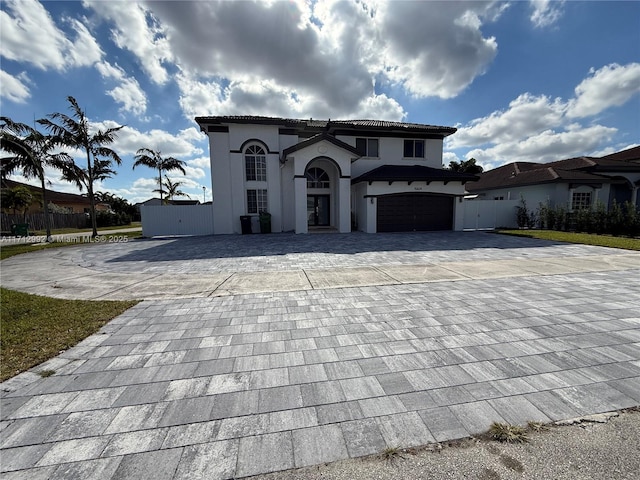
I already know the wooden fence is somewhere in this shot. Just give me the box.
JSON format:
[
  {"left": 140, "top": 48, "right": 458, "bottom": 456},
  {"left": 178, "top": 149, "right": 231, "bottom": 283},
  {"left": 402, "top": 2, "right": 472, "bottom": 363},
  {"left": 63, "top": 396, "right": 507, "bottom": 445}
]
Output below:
[{"left": 1, "top": 213, "right": 88, "bottom": 232}]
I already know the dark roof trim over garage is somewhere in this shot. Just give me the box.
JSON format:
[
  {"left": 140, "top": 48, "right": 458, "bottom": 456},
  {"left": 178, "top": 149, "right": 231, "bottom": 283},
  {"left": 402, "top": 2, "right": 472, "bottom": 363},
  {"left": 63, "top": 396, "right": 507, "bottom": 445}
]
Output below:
[{"left": 352, "top": 165, "right": 479, "bottom": 185}]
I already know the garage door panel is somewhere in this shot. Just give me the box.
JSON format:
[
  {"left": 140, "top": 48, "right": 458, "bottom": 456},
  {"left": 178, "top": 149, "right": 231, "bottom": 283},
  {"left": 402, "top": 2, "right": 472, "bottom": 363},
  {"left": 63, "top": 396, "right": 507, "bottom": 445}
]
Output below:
[{"left": 377, "top": 194, "right": 453, "bottom": 232}]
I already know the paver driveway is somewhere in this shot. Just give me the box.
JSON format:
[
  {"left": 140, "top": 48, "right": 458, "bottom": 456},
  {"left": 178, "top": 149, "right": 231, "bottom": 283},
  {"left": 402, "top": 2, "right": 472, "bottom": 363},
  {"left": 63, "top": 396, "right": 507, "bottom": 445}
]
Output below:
[{"left": 1, "top": 232, "right": 639, "bottom": 479}]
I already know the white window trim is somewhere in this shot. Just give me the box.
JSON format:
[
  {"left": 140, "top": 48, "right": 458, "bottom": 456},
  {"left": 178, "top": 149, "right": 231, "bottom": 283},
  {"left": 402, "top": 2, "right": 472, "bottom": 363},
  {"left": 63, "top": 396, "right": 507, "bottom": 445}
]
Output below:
[
  {"left": 247, "top": 188, "right": 268, "bottom": 214},
  {"left": 245, "top": 144, "right": 267, "bottom": 182}
]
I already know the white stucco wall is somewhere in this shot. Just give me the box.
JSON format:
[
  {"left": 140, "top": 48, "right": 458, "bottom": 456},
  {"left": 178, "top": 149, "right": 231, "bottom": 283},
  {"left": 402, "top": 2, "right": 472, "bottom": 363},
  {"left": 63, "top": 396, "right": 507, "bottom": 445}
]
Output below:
[
  {"left": 141, "top": 205, "right": 214, "bottom": 237},
  {"left": 209, "top": 131, "right": 233, "bottom": 234},
  {"left": 473, "top": 183, "right": 611, "bottom": 212},
  {"left": 347, "top": 137, "right": 444, "bottom": 178}
]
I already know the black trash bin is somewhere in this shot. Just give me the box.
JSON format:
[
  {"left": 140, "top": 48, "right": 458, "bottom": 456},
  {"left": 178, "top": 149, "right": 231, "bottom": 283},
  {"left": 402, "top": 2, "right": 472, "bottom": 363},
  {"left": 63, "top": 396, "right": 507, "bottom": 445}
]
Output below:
[
  {"left": 259, "top": 212, "right": 272, "bottom": 234},
  {"left": 240, "top": 215, "right": 252, "bottom": 234},
  {"left": 11, "top": 223, "right": 29, "bottom": 237}
]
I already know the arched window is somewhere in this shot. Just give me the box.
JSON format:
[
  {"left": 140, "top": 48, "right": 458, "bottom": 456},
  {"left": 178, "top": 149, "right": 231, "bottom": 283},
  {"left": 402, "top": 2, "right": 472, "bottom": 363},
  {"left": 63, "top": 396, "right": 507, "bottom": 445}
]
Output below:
[
  {"left": 245, "top": 144, "right": 266, "bottom": 181},
  {"left": 306, "top": 167, "right": 330, "bottom": 188}
]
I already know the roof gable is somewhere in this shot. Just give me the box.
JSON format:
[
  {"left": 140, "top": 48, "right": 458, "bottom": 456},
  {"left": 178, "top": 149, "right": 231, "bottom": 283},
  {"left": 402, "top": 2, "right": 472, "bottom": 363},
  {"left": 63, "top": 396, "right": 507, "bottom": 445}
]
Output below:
[{"left": 282, "top": 133, "right": 360, "bottom": 158}]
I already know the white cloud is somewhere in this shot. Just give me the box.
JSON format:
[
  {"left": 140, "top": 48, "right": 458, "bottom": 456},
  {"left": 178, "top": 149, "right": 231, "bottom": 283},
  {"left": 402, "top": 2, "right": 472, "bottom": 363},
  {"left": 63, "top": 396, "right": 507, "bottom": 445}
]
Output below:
[
  {"left": 64, "top": 18, "right": 104, "bottom": 68},
  {"left": 530, "top": 0, "right": 564, "bottom": 28},
  {"left": 0, "top": 0, "right": 102, "bottom": 70},
  {"left": 376, "top": 1, "right": 502, "bottom": 98},
  {"left": 449, "top": 93, "right": 567, "bottom": 148},
  {"left": 0, "top": 70, "right": 31, "bottom": 103},
  {"left": 446, "top": 62, "right": 638, "bottom": 169},
  {"left": 567, "top": 63, "right": 640, "bottom": 118},
  {"left": 84, "top": 0, "right": 172, "bottom": 84},
  {"left": 182, "top": 166, "right": 205, "bottom": 180},
  {"left": 176, "top": 73, "right": 405, "bottom": 121},
  {"left": 466, "top": 124, "right": 617, "bottom": 169},
  {"left": 89, "top": 121, "right": 205, "bottom": 158},
  {"left": 143, "top": 0, "right": 504, "bottom": 120},
  {"left": 96, "top": 61, "right": 147, "bottom": 115},
  {"left": 187, "top": 156, "right": 211, "bottom": 169}
]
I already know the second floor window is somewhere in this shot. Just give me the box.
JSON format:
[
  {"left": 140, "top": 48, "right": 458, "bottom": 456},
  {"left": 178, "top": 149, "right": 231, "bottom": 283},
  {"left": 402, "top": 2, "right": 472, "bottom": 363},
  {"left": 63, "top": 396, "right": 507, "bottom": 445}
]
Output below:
[
  {"left": 356, "top": 138, "right": 379, "bottom": 157},
  {"left": 245, "top": 145, "right": 266, "bottom": 181},
  {"left": 404, "top": 139, "right": 425, "bottom": 158}
]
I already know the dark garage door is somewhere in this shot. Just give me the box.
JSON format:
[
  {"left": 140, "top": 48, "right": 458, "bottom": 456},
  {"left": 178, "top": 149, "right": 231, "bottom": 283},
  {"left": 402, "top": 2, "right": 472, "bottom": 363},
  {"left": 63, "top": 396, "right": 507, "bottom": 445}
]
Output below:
[{"left": 377, "top": 194, "right": 454, "bottom": 232}]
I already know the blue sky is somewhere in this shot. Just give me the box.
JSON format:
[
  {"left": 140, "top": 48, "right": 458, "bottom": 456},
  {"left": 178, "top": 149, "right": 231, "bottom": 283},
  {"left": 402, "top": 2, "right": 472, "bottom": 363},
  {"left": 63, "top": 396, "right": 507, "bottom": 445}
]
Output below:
[{"left": 1, "top": 0, "right": 639, "bottom": 204}]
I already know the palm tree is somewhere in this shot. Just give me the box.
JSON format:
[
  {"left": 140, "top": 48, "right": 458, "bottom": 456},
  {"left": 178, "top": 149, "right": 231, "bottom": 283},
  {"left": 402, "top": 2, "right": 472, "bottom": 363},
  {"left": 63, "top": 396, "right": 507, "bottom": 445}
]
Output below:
[
  {"left": 0, "top": 118, "right": 73, "bottom": 240},
  {"left": 154, "top": 177, "right": 190, "bottom": 204},
  {"left": 39, "top": 96, "right": 123, "bottom": 237},
  {"left": 133, "top": 148, "right": 186, "bottom": 205}
]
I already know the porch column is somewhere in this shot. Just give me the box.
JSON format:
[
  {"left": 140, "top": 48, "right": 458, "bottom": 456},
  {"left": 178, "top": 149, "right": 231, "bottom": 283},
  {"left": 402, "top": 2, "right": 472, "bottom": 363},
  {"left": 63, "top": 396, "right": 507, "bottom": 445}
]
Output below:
[
  {"left": 294, "top": 176, "right": 308, "bottom": 234},
  {"left": 338, "top": 177, "right": 351, "bottom": 233}
]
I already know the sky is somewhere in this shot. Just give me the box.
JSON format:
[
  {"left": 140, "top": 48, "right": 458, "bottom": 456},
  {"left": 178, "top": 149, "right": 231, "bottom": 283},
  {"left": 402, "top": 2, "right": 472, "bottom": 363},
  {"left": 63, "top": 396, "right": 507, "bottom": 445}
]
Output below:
[{"left": 1, "top": 0, "right": 639, "bottom": 204}]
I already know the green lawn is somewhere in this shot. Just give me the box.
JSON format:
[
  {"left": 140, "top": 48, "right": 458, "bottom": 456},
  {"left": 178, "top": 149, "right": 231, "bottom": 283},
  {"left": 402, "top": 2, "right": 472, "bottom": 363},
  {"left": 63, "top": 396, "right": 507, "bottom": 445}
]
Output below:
[
  {"left": 29, "top": 221, "right": 141, "bottom": 235},
  {"left": 497, "top": 229, "right": 640, "bottom": 251},
  {"left": 0, "top": 287, "right": 137, "bottom": 381},
  {"left": 1, "top": 238, "right": 141, "bottom": 380}
]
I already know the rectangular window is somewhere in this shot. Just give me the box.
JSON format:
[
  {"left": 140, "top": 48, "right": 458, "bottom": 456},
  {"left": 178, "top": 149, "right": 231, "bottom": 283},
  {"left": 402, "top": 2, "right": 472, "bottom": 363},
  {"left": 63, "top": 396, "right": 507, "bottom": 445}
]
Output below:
[
  {"left": 245, "top": 155, "right": 266, "bottom": 181},
  {"left": 247, "top": 189, "right": 268, "bottom": 214},
  {"left": 403, "top": 139, "right": 425, "bottom": 158},
  {"left": 572, "top": 192, "right": 592, "bottom": 211},
  {"left": 356, "top": 138, "right": 379, "bottom": 157}
]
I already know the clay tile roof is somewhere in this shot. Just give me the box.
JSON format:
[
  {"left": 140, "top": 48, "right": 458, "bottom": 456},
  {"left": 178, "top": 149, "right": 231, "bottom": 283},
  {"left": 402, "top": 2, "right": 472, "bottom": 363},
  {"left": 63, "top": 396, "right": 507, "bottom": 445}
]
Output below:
[
  {"left": 466, "top": 163, "right": 612, "bottom": 192},
  {"left": 600, "top": 145, "right": 640, "bottom": 162},
  {"left": 194, "top": 116, "right": 456, "bottom": 136}
]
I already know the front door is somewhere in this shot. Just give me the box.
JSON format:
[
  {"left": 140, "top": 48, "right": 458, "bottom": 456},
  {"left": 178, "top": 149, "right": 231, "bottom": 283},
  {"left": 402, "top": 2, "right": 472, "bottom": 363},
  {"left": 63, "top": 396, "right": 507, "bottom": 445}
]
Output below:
[{"left": 307, "top": 195, "right": 330, "bottom": 226}]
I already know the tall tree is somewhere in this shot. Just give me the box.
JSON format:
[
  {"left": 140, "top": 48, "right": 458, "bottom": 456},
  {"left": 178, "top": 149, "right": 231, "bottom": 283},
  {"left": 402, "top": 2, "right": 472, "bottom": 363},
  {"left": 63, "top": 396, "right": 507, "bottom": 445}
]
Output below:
[
  {"left": 0, "top": 118, "right": 72, "bottom": 240},
  {"left": 448, "top": 157, "right": 484, "bottom": 174},
  {"left": 154, "top": 176, "right": 190, "bottom": 204},
  {"left": 133, "top": 148, "right": 186, "bottom": 205},
  {"left": 39, "top": 96, "right": 123, "bottom": 237}
]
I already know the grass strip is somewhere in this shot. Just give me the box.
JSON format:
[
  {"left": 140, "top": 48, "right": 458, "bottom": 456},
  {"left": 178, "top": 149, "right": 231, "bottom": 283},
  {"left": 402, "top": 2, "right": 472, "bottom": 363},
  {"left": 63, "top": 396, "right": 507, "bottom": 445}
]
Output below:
[
  {"left": 1, "top": 231, "right": 143, "bottom": 260},
  {"left": 0, "top": 287, "right": 137, "bottom": 381},
  {"left": 496, "top": 229, "right": 640, "bottom": 251}
]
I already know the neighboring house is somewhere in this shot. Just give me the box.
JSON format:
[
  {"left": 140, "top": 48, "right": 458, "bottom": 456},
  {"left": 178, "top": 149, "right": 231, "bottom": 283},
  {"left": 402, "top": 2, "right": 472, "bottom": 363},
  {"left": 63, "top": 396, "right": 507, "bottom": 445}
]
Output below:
[
  {"left": 466, "top": 146, "right": 640, "bottom": 211},
  {"left": 1, "top": 179, "right": 111, "bottom": 214},
  {"left": 195, "top": 116, "right": 477, "bottom": 234}
]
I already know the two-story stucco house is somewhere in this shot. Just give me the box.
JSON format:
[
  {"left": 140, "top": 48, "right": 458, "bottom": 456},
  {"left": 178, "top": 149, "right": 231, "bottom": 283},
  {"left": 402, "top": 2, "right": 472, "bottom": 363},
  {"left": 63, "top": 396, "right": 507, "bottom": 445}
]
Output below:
[{"left": 195, "top": 116, "right": 477, "bottom": 234}]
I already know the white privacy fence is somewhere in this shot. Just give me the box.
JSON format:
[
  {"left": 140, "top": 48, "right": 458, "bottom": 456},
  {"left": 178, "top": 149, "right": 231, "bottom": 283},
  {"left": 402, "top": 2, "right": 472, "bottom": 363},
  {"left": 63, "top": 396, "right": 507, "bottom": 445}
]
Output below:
[
  {"left": 462, "top": 199, "right": 519, "bottom": 230},
  {"left": 141, "top": 201, "right": 517, "bottom": 236},
  {"left": 140, "top": 205, "right": 214, "bottom": 237}
]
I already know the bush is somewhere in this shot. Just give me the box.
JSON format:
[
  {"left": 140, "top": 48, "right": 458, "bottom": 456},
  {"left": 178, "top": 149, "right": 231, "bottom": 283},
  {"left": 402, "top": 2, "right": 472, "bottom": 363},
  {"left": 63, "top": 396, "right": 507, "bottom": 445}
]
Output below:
[
  {"left": 516, "top": 196, "right": 536, "bottom": 228},
  {"left": 535, "top": 199, "right": 640, "bottom": 237},
  {"left": 94, "top": 211, "right": 131, "bottom": 228}
]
